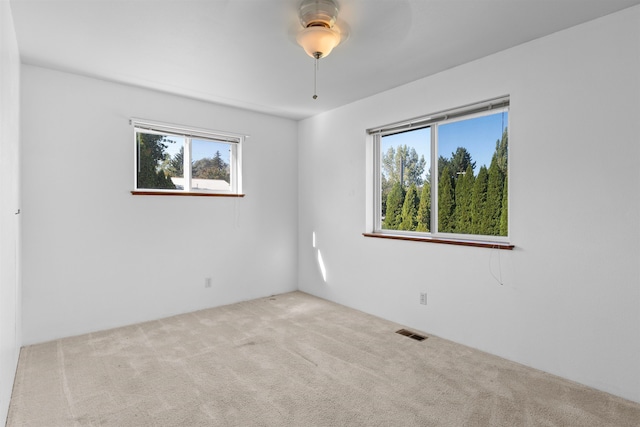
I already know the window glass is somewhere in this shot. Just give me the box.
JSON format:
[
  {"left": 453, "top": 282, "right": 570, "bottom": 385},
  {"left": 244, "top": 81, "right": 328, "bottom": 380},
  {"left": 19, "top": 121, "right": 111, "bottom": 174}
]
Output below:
[
  {"left": 191, "top": 139, "right": 231, "bottom": 192},
  {"left": 380, "top": 127, "right": 430, "bottom": 231},
  {"left": 133, "top": 120, "right": 242, "bottom": 195},
  {"left": 372, "top": 100, "right": 508, "bottom": 241},
  {"left": 437, "top": 112, "right": 508, "bottom": 236},
  {"left": 136, "top": 132, "right": 184, "bottom": 190}
]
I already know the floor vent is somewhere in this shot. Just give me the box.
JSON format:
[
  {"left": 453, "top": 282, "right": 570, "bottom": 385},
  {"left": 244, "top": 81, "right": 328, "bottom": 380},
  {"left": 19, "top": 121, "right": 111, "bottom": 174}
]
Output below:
[{"left": 396, "top": 329, "right": 427, "bottom": 341}]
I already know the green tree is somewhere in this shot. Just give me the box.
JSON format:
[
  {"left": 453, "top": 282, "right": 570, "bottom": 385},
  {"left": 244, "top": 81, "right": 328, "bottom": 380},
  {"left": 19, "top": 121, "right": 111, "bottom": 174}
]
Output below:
[
  {"left": 380, "top": 174, "right": 391, "bottom": 220},
  {"left": 494, "top": 128, "right": 508, "bottom": 175},
  {"left": 485, "top": 157, "right": 505, "bottom": 236},
  {"left": 499, "top": 176, "right": 508, "bottom": 236},
  {"left": 381, "top": 145, "right": 426, "bottom": 223},
  {"left": 382, "top": 145, "right": 426, "bottom": 188},
  {"left": 454, "top": 164, "right": 475, "bottom": 234},
  {"left": 166, "top": 146, "right": 184, "bottom": 177},
  {"left": 136, "top": 133, "right": 175, "bottom": 189},
  {"left": 416, "top": 182, "right": 431, "bottom": 232},
  {"left": 438, "top": 156, "right": 451, "bottom": 180},
  {"left": 399, "top": 184, "right": 419, "bottom": 231},
  {"left": 451, "top": 147, "right": 476, "bottom": 177},
  {"left": 471, "top": 166, "right": 489, "bottom": 234},
  {"left": 383, "top": 182, "right": 405, "bottom": 230},
  {"left": 192, "top": 151, "right": 230, "bottom": 182},
  {"left": 438, "top": 166, "right": 456, "bottom": 233}
]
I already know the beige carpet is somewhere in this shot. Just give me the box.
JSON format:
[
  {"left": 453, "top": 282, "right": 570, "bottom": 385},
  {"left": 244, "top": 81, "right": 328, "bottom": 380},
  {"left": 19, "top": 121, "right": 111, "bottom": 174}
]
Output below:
[{"left": 7, "top": 291, "right": 640, "bottom": 426}]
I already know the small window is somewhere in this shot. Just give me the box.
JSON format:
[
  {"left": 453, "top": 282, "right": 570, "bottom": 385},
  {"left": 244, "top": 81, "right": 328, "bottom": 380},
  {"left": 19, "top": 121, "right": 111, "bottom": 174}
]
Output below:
[
  {"left": 131, "top": 119, "right": 243, "bottom": 195},
  {"left": 369, "top": 96, "right": 509, "bottom": 243}
]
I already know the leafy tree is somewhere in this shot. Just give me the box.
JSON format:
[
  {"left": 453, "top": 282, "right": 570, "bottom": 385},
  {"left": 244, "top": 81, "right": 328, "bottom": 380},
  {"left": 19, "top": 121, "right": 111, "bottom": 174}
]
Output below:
[
  {"left": 416, "top": 182, "right": 431, "bottom": 232},
  {"left": 454, "top": 164, "right": 475, "bottom": 234},
  {"left": 381, "top": 145, "right": 426, "bottom": 223},
  {"left": 471, "top": 166, "right": 489, "bottom": 234},
  {"left": 399, "top": 184, "right": 419, "bottom": 231},
  {"left": 136, "top": 133, "right": 175, "bottom": 189},
  {"left": 438, "top": 166, "right": 456, "bottom": 233},
  {"left": 382, "top": 145, "right": 426, "bottom": 187},
  {"left": 192, "top": 151, "right": 230, "bottom": 182},
  {"left": 383, "top": 182, "right": 405, "bottom": 230}
]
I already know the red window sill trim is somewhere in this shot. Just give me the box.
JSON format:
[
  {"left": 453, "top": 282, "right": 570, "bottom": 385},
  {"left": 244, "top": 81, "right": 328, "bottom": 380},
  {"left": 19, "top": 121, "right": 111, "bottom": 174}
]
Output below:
[
  {"left": 131, "top": 191, "right": 245, "bottom": 198},
  {"left": 363, "top": 232, "right": 514, "bottom": 250}
]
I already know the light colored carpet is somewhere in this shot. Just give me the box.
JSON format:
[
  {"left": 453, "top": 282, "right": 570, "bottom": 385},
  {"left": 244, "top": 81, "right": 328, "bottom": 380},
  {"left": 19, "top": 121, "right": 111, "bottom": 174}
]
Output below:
[{"left": 7, "top": 291, "right": 640, "bottom": 426}]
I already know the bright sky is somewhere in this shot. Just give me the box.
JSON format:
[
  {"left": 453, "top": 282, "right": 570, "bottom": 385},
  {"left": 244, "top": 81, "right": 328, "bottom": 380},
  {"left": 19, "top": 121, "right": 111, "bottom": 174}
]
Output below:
[
  {"left": 192, "top": 139, "right": 230, "bottom": 163},
  {"left": 381, "top": 111, "right": 508, "bottom": 179},
  {"left": 164, "top": 137, "right": 231, "bottom": 163}
]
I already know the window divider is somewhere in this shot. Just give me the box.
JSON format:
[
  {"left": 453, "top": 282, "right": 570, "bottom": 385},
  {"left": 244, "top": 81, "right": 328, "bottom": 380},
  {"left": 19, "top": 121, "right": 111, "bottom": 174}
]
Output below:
[{"left": 185, "top": 137, "right": 193, "bottom": 192}]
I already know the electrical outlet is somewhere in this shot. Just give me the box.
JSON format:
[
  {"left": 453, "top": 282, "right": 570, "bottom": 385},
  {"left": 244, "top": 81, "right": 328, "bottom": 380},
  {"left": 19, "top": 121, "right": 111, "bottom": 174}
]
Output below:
[
  {"left": 420, "top": 292, "right": 427, "bottom": 305},
  {"left": 205, "top": 278, "right": 212, "bottom": 288}
]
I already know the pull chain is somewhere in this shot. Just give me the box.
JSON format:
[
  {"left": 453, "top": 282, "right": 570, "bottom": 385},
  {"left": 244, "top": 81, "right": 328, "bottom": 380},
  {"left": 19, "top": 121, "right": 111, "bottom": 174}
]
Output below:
[{"left": 313, "top": 52, "right": 320, "bottom": 100}]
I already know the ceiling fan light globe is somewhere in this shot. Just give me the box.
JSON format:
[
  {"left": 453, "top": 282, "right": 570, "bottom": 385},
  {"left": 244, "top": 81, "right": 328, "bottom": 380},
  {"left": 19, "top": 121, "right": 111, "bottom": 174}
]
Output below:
[{"left": 296, "top": 26, "right": 341, "bottom": 59}]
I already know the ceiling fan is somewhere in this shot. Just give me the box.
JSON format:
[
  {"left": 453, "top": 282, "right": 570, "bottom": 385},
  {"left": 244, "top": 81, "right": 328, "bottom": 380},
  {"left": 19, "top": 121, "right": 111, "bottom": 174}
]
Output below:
[{"left": 295, "top": 0, "right": 344, "bottom": 99}]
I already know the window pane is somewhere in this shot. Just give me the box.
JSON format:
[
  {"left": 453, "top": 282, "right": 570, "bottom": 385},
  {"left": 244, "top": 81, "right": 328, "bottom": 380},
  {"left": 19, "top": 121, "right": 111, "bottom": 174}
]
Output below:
[
  {"left": 191, "top": 139, "right": 231, "bottom": 192},
  {"left": 136, "top": 132, "right": 183, "bottom": 190},
  {"left": 437, "top": 111, "right": 508, "bottom": 236},
  {"left": 380, "top": 127, "right": 430, "bottom": 231}
]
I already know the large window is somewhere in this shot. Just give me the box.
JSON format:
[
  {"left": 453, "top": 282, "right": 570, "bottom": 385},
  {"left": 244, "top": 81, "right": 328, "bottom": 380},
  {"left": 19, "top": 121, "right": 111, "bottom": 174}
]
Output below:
[
  {"left": 131, "top": 119, "right": 243, "bottom": 196},
  {"left": 370, "top": 97, "right": 509, "bottom": 243}
]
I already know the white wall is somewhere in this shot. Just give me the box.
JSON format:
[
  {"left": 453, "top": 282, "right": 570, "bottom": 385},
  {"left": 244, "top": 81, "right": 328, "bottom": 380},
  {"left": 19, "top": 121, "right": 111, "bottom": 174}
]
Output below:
[
  {"left": 298, "top": 6, "right": 640, "bottom": 403},
  {"left": 21, "top": 66, "right": 298, "bottom": 345},
  {"left": 0, "top": 0, "right": 22, "bottom": 423}
]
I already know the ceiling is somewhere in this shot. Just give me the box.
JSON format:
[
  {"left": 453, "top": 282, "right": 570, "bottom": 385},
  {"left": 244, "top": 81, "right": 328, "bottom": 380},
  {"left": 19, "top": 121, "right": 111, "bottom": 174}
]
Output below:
[{"left": 10, "top": 0, "right": 640, "bottom": 120}]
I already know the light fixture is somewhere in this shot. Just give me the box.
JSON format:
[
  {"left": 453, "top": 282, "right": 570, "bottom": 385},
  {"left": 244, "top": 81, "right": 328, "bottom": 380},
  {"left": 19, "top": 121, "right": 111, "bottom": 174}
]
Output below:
[{"left": 296, "top": 0, "right": 342, "bottom": 99}]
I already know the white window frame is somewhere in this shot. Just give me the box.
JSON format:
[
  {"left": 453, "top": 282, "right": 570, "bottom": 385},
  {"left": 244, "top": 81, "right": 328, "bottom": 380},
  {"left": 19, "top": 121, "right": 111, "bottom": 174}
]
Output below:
[
  {"left": 368, "top": 96, "right": 510, "bottom": 244},
  {"left": 131, "top": 118, "right": 244, "bottom": 195}
]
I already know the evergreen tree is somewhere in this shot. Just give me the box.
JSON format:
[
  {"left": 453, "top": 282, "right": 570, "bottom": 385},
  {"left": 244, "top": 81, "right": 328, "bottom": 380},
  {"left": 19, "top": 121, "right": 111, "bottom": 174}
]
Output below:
[
  {"left": 438, "top": 166, "right": 456, "bottom": 233},
  {"left": 383, "top": 182, "right": 405, "bottom": 230},
  {"left": 438, "top": 147, "right": 476, "bottom": 181},
  {"left": 450, "top": 147, "right": 476, "bottom": 178},
  {"left": 438, "top": 156, "right": 451, "bottom": 180},
  {"left": 399, "top": 184, "right": 419, "bottom": 231},
  {"left": 454, "top": 164, "right": 475, "bottom": 234},
  {"left": 485, "top": 157, "right": 505, "bottom": 236},
  {"left": 494, "top": 128, "right": 508, "bottom": 175},
  {"left": 471, "top": 166, "right": 489, "bottom": 234},
  {"left": 499, "top": 177, "right": 508, "bottom": 236},
  {"left": 136, "top": 133, "right": 175, "bottom": 189},
  {"left": 493, "top": 127, "right": 509, "bottom": 236},
  {"left": 416, "top": 182, "right": 431, "bottom": 232},
  {"left": 166, "top": 146, "right": 184, "bottom": 177},
  {"left": 380, "top": 174, "right": 390, "bottom": 220}
]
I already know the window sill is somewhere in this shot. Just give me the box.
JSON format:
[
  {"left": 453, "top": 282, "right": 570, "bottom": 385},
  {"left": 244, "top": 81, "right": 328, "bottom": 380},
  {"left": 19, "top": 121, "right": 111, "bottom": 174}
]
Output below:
[
  {"left": 131, "top": 191, "right": 245, "bottom": 197},
  {"left": 362, "top": 232, "right": 514, "bottom": 250}
]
